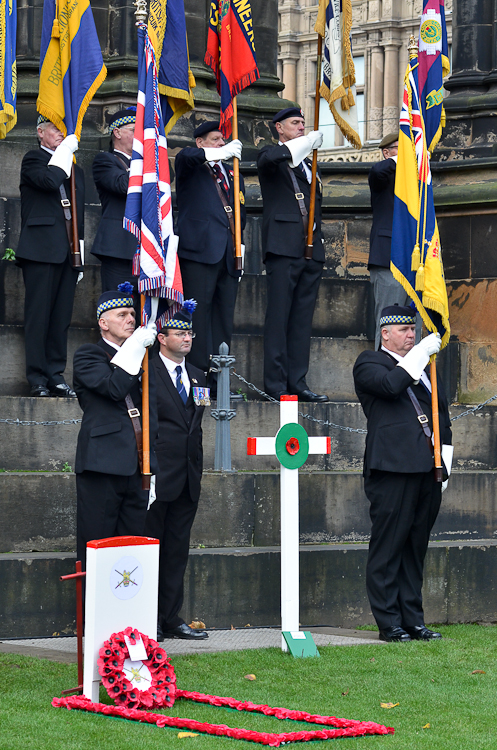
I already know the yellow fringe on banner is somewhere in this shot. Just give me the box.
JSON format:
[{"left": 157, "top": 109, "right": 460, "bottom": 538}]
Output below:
[
  {"left": 415, "top": 264, "right": 425, "bottom": 292},
  {"left": 411, "top": 243, "right": 421, "bottom": 272}
]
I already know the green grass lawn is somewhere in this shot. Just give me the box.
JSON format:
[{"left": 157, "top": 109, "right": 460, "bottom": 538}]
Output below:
[{"left": 1, "top": 624, "right": 495, "bottom": 749}]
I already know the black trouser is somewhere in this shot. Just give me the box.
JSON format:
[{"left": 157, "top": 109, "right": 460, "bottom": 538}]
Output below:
[
  {"left": 99, "top": 257, "right": 140, "bottom": 320},
  {"left": 76, "top": 468, "right": 149, "bottom": 570},
  {"left": 20, "top": 258, "right": 78, "bottom": 388},
  {"left": 364, "top": 469, "right": 442, "bottom": 631},
  {"left": 144, "top": 486, "right": 198, "bottom": 631},
  {"left": 263, "top": 253, "right": 323, "bottom": 395},
  {"left": 179, "top": 256, "right": 238, "bottom": 377}
]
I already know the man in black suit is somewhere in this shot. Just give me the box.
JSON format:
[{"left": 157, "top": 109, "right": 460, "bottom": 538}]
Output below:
[
  {"left": 92, "top": 108, "right": 139, "bottom": 311},
  {"left": 368, "top": 133, "right": 421, "bottom": 347},
  {"left": 73, "top": 284, "right": 158, "bottom": 568},
  {"left": 144, "top": 300, "right": 208, "bottom": 640},
  {"left": 353, "top": 305, "right": 452, "bottom": 642},
  {"left": 16, "top": 116, "right": 83, "bottom": 397},
  {"left": 175, "top": 122, "right": 245, "bottom": 390},
  {"left": 257, "top": 107, "right": 328, "bottom": 403}
]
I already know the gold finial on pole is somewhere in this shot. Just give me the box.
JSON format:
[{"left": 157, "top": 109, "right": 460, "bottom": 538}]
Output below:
[
  {"left": 408, "top": 34, "right": 418, "bottom": 60},
  {"left": 134, "top": 0, "right": 148, "bottom": 27}
]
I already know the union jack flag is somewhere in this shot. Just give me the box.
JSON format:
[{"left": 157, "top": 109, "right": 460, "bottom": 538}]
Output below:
[{"left": 123, "top": 25, "right": 183, "bottom": 327}]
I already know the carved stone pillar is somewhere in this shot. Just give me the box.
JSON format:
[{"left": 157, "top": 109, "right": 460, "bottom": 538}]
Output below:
[
  {"left": 369, "top": 43, "right": 384, "bottom": 140},
  {"left": 382, "top": 43, "right": 399, "bottom": 135}
]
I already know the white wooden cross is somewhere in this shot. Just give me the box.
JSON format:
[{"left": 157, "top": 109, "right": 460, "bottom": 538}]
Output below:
[{"left": 247, "top": 395, "right": 331, "bottom": 651}]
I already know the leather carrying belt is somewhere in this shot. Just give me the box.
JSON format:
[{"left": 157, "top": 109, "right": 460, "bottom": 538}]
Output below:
[
  {"left": 59, "top": 183, "right": 74, "bottom": 252},
  {"left": 207, "top": 165, "right": 236, "bottom": 252},
  {"left": 407, "top": 386, "right": 434, "bottom": 458},
  {"left": 287, "top": 164, "right": 309, "bottom": 235},
  {"left": 125, "top": 393, "right": 144, "bottom": 475}
]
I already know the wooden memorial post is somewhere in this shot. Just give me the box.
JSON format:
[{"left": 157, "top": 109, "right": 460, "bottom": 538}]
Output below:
[{"left": 247, "top": 396, "right": 331, "bottom": 654}]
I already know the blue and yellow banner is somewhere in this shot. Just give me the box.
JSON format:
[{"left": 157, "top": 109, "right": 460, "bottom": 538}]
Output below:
[
  {"left": 148, "top": 0, "right": 195, "bottom": 136},
  {"left": 0, "top": 0, "right": 17, "bottom": 139},
  {"left": 418, "top": 0, "right": 450, "bottom": 154},
  {"left": 391, "top": 53, "right": 450, "bottom": 348},
  {"left": 37, "top": 0, "right": 106, "bottom": 139}
]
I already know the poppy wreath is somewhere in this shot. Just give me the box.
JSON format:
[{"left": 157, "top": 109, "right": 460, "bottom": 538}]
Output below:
[{"left": 97, "top": 627, "right": 176, "bottom": 710}]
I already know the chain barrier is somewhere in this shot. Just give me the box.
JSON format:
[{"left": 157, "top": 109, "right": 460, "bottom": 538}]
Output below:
[
  {"left": 231, "top": 370, "right": 497, "bottom": 431},
  {"left": 0, "top": 418, "right": 82, "bottom": 426},
  {"left": 1, "top": 373, "right": 497, "bottom": 430}
]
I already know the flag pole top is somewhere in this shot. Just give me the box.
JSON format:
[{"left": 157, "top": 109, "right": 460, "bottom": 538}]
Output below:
[
  {"left": 408, "top": 34, "right": 418, "bottom": 60},
  {"left": 134, "top": 0, "right": 148, "bottom": 27}
]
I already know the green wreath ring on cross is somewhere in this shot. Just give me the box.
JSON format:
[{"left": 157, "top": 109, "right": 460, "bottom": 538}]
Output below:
[{"left": 275, "top": 423, "right": 309, "bottom": 469}]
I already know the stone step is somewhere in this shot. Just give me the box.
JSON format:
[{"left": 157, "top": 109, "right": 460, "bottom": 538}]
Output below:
[
  {"left": 0, "top": 397, "right": 493, "bottom": 472},
  {"left": 1, "top": 540, "right": 496, "bottom": 637},
  {"left": 1, "top": 470, "right": 496, "bottom": 555},
  {"left": 1, "top": 260, "right": 370, "bottom": 338}
]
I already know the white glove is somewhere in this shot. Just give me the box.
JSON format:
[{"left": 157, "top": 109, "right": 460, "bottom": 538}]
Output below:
[
  {"left": 48, "top": 134, "right": 79, "bottom": 178},
  {"left": 441, "top": 479, "right": 448, "bottom": 493},
  {"left": 285, "top": 131, "right": 323, "bottom": 166},
  {"left": 203, "top": 139, "right": 242, "bottom": 163},
  {"left": 110, "top": 323, "right": 157, "bottom": 375},
  {"left": 397, "top": 333, "right": 441, "bottom": 381},
  {"left": 147, "top": 475, "right": 156, "bottom": 510}
]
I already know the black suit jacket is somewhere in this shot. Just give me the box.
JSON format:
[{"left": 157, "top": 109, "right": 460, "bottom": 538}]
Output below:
[
  {"left": 152, "top": 356, "right": 205, "bottom": 503},
  {"left": 368, "top": 158, "right": 396, "bottom": 268},
  {"left": 91, "top": 150, "right": 138, "bottom": 261},
  {"left": 257, "top": 143, "right": 324, "bottom": 263},
  {"left": 175, "top": 147, "right": 246, "bottom": 277},
  {"left": 353, "top": 349, "right": 452, "bottom": 476},
  {"left": 17, "top": 148, "right": 85, "bottom": 263},
  {"left": 73, "top": 339, "right": 158, "bottom": 476}
]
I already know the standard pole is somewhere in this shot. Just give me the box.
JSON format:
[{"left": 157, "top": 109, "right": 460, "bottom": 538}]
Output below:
[
  {"left": 305, "top": 34, "right": 323, "bottom": 261},
  {"left": 430, "top": 358, "right": 443, "bottom": 482},
  {"left": 69, "top": 166, "right": 82, "bottom": 268},
  {"left": 141, "top": 294, "right": 151, "bottom": 490},
  {"left": 231, "top": 97, "right": 243, "bottom": 272}
]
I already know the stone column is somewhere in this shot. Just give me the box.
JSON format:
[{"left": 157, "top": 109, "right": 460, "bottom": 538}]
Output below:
[
  {"left": 368, "top": 41, "right": 384, "bottom": 140},
  {"left": 445, "top": 0, "right": 493, "bottom": 91},
  {"left": 382, "top": 43, "right": 399, "bottom": 136}
]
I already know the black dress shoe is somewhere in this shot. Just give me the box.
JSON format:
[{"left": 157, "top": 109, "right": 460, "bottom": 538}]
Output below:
[
  {"left": 404, "top": 625, "right": 442, "bottom": 640},
  {"left": 50, "top": 383, "right": 77, "bottom": 398},
  {"left": 379, "top": 626, "right": 411, "bottom": 642},
  {"left": 30, "top": 385, "right": 50, "bottom": 397},
  {"left": 156, "top": 622, "right": 165, "bottom": 642},
  {"left": 295, "top": 389, "right": 329, "bottom": 403},
  {"left": 163, "top": 622, "right": 209, "bottom": 640}
]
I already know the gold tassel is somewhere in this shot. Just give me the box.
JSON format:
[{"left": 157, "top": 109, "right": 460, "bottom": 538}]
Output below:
[
  {"left": 348, "top": 87, "right": 355, "bottom": 107},
  {"left": 51, "top": 18, "right": 60, "bottom": 38},
  {"left": 341, "top": 93, "right": 350, "bottom": 112},
  {"left": 441, "top": 106, "right": 446, "bottom": 128},
  {"left": 415, "top": 264, "right": 425, "bottom": 292},
  {"left": 411, "top": 243, "right": 420, "bottom": 272}
]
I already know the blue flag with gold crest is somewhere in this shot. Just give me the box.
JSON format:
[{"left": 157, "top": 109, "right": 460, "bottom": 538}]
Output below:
[
  {"left": 0, "top": 0, "right": 17, "bottom": 139},
  {"left": 390, "top": 50, "right": 450, "bottom": 348},
  {"left": 37, "top": 0, "right": 106, "bottom": 139}
]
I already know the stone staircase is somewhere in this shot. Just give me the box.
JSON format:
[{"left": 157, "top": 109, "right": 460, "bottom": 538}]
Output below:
[{"left": 1, "top": 159, "right": 497, "bottom": 637}]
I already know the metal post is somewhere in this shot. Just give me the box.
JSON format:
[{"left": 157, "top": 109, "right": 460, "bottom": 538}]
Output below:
[{"left": 210, "top": 342, "right": 236, "bottom": 471}]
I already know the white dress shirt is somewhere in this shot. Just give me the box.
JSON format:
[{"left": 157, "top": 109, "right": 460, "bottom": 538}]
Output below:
[{"left": 159, "top": 352, "right": 190, "bottom": 397}]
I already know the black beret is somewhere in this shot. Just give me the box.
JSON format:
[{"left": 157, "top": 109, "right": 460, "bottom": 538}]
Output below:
[
  {"left": 108, "top": 108, "right": 137, "bottom": 133},
  {"left": 272, "top": 107, "right": 305, "bottom": 124},
  {"left": 97, "top": 282, "right": 134, "bottom": 319},
  {"left": 379, "top": 303, "right": 417, "bottom": 327},
  {"left": 194, "top": 121, "right": 222, "bottom": 139}
]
